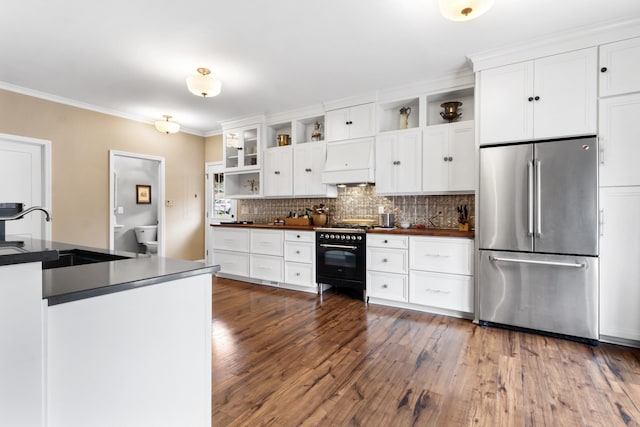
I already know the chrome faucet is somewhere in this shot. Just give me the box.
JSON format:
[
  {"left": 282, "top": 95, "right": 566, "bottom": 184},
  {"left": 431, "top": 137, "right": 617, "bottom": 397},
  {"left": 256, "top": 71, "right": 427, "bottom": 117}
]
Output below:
[{"left": 0, "top": 206, "right": 52, "bottom": 222}]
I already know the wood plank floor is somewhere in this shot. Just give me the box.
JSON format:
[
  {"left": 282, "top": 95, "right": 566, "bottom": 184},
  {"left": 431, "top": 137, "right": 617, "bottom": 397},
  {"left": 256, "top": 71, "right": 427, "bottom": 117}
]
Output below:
[{"left": 211, "top": 277, "right": 640, "bottom": 426}]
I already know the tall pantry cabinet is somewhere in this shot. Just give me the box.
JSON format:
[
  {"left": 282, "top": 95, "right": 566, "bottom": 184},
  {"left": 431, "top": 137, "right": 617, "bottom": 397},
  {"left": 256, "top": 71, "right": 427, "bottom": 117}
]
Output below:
[{"left": 598, "top": 36, "right": 640, "bottom": 344}]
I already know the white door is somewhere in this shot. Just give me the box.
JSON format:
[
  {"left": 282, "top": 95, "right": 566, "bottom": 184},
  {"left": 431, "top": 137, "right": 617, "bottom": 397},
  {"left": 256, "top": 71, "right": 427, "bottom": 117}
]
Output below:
[
  {"left": 422, "top": 124, "right": 449, "bottom": 192},
  {"left": 448, "top": 121, "right": 476, "bottom": 192},
  {"left": 0, "top": 134, "right": 50, "bottom": 240},
  {"left": 205, "top": 162, "right": 237, "bottom": 265}
]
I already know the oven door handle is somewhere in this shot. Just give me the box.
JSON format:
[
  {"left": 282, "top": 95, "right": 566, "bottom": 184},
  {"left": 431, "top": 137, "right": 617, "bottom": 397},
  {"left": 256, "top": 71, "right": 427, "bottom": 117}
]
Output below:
[{"left": 319, "top": 243, "right": 359, "bottom": 250}]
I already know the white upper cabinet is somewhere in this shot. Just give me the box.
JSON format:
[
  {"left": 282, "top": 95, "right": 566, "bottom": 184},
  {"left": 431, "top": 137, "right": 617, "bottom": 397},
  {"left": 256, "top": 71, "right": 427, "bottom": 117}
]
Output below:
[
  {"left": 263, "top": 146, "right": 293, "bottom": 197},
  {"left": 293, "top": 142, "right": 337, "bottom": 197},
  {"left": 599, "top": 36, "right": 640, "bottom": 97},
  {"left": 224, "top": 125, "right": 261, "bottom": 171},
  {"left": 422, "top": 121, "right": 475, "bottom": 193},
  {"left": 599, "top": 93, "right": 640, "bottom": 187},
  {"left": 479, "top": 47, "right": 597, "bottom": 144},
  {"left": 375, "top": 129, "right": 422, "bottom": 195},
  {"left": 325, "top": 103, "right": 375, "bottom": 141}
]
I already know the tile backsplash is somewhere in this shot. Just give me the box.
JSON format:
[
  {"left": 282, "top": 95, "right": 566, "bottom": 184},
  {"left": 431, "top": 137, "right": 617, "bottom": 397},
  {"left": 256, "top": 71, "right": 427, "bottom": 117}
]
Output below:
[{"left": 238, "top": 185, "right": 474, "bottom": 229}]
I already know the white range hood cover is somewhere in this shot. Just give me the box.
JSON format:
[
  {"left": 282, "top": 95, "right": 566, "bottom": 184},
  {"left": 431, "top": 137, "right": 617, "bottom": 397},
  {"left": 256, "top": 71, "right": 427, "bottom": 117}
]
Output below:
[{"left": 321, "top": 138, "right": 375, "bottom": 185}]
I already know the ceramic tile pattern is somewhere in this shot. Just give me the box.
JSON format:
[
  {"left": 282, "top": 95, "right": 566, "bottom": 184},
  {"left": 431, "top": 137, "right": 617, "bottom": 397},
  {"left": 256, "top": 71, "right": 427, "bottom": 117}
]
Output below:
[{"left": 238, "top": 186, "right": 474, "bottom": 229}]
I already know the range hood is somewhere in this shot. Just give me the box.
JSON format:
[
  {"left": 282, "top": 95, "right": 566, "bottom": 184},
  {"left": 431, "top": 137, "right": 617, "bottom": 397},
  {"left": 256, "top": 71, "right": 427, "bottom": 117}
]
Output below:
[{"left": 322, "top": 138, "right": 375, "bottom": 185}]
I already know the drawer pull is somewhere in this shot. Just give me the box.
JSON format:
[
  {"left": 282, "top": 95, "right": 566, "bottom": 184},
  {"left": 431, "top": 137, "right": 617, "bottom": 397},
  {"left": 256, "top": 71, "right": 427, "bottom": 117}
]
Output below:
[
  {"left": 423, "top": 253, "right": 450, "bottom": 258},
  {"left": 295, "top": 272, "right": 301, "bottom": 276},
  {"left": 296, "top": 235, "right": 301, "bottom": 238},
  {"left": 382, "top": 284, "right": 388, "bottom": 289},
  {"left": 383, "top": 239, "right": 388, "bottom": 243},
  {"left": 382, "top": 258, "right": 388, "bottom": 263},
  {"left": 295, "top": 250, "right": 301, "bottom": 254},
  {"left": 425, "top": 288, "right": 450, "bottom": 294}
]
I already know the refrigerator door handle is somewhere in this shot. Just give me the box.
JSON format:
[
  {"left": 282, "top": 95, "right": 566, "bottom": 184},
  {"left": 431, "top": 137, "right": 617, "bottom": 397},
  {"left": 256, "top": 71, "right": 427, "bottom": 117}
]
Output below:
[
  {"left": 528, "top": 161, "right": 534, "bottom": 236},
  {"left": 535, "top": 159, "right": 542, "bottom": 237},
  {"left": 489, "top": 255, "right": 585, "bottom": 268}
]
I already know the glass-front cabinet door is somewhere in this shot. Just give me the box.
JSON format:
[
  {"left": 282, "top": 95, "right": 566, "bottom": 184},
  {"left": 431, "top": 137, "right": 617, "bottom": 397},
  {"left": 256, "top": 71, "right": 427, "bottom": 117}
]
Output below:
[{"left": 224, "top": 125, "right": 261, "bottom": 172}]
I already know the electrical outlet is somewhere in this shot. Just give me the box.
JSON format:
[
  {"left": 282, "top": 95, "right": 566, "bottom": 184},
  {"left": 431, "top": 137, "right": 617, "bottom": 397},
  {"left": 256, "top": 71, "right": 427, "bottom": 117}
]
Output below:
[
  {"left": 378, "top": 206, "right": 384, "bottom": 214},
  {"left": 241, "top": 206, "right": 248, "bottom": 215},
  {"left": 116, "top": 206, "right": 124, "bottom": 214}
]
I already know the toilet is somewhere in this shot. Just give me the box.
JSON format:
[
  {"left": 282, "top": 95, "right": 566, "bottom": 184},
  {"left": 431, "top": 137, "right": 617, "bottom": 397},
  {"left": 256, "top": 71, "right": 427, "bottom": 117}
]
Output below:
[{"left": 134, "top": 225, "right": 158, "bottom": 254}]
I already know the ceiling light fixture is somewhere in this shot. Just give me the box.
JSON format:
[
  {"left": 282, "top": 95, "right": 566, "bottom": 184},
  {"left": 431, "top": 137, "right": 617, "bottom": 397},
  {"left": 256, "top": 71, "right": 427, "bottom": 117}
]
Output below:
[
  {"left": 186, "top": 67, "right": 222, "bottom": 97},
  {"left": 155, "top": 115, "right": 180, "bottom": 134},
  {"left": 439, "top": 0, "right": 494, "bottom": 21}
]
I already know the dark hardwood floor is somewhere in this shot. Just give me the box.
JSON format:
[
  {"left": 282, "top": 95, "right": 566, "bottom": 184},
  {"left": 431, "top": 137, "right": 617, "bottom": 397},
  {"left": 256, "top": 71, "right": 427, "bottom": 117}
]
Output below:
[{"left": 211, "top": 277, "right": 640, "bottom": 426}]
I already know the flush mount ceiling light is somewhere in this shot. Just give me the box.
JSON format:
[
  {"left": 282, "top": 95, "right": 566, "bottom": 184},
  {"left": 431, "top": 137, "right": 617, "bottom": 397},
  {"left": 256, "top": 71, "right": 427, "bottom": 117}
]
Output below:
[
  {"left": 186, "top": 67, "right": 222, "bottom": 97},
  {"left": 155, "top": 115, "right": 180, "bottom": 134},
  {"left": 439, "top": 0, "right": 495, "bottom": 21}
]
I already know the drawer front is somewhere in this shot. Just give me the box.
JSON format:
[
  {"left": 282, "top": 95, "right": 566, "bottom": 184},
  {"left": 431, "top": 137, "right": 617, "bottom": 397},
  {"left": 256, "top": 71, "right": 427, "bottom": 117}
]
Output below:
[
  {"left": 367, "top": 271, "right": 407, "bottom": 302},
  {"left": 409, "top": 236, "right": 473, "bottom": 275},
  {"left": 367, "top": 234, "right": 409, "bottom": 249},
  {"left": 284, "top": 262, "right": 315, "bottom": 287},
  {"left": 284, "top": 241, "right": 314, "bottom": 263},
  {"left": 250, "top": 229, "right": 284, "bottom": 256},
  {"left": 213, "top": 250, "right": 250, "bottom": 277},
  {"left": 367, "top": 248, "right": 408, "bottom": 274},
  {"left": 284, "top": 230, "right": 315, "bottom": 243},
  {"left": 409, "top": 270, "right": 473, "bottom": 312},
  {"left": 212, "top": 228, "right": 250, "bottom": 252},
  {"left": 250, "top": 254, "right": 283, "bottom": 282}
]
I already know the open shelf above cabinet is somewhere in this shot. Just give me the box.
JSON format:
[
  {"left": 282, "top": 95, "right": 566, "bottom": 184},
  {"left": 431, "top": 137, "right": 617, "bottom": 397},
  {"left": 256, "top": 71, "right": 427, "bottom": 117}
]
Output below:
[
  {"left": 225, "top": 171, "right": 262, "bottom": 199},
  {"left": 265, "top": 122, "right": 293, "bottom": 149},
  {"left": 295, "top": 115, "right": 325, "bottom": 144},
  {"left": 426, "top": 87, "right": 474, "bottom": 127},
  {"left": 377, "top": 97, "right": 420, "bottom": 133}
]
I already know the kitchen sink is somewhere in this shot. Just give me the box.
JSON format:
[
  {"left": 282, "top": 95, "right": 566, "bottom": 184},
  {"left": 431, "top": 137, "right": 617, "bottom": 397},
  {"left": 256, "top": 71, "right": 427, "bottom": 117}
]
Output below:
[{"left": 42, "top": 249, "right": 131, "bottom": 269}]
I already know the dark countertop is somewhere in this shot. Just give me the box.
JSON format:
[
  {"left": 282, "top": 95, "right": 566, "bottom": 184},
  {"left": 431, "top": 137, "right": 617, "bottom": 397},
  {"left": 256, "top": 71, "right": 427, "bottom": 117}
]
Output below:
[
  {"left": 0, "top": 238, "right": 58, "bottom": 266},
  {"left": 211, "top": 223, "right": 474, "bottom": 239},
  {"left": 0, "top": 237, "right": 219, "bottom": 306}
]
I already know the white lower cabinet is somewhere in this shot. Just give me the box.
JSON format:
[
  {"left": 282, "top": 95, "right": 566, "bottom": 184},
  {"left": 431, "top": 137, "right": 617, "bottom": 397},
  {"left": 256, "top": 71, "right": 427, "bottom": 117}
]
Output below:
[
  {"left": 366, "top": 234, "right": 409, "bottom": 303},
  {"left": 367, "top": 234, "right": 474, "bottom": 317},
  {"left": 212, "top": 227, "right": 317, "bottom": 293}
]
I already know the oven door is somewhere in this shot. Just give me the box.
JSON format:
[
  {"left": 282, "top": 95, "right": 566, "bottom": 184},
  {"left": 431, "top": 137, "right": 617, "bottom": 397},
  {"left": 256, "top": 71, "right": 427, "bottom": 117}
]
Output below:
[{"left": 316, "top": 242, "right": 365, "bottom": 288}]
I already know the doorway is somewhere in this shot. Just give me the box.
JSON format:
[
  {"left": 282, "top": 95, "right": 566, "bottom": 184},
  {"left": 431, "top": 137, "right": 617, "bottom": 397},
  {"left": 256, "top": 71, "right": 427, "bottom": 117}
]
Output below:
[
  {"left": 109, "top": 150, "right": 165, "bottom": 256},
  {"left": 205, "top": 162, "right": 236, "bottom": 264},
  {"left": 0, "top": 133, "right": 52, "bottom": 240}
]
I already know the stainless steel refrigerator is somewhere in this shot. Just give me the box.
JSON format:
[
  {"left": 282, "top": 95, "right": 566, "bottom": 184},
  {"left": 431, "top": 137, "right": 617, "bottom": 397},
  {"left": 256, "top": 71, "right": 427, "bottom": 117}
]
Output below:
[{"left": 478, "top": 136, "right": 599, "bottom": 341}]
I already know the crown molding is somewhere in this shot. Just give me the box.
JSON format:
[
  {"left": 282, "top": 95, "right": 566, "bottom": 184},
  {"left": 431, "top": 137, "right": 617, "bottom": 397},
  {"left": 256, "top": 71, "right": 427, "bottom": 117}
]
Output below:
[
  {"left": 376, "top": 71, "right": 475, "bottom": 102},
  {"left": 323, "top": 92, "right": 377, "bottom": 112},
  {"left": 218, "top": 114, "right": 265, "bottom": 131},
  {"left": 265, "top": 104, "right": 325, "bottom": 125},
  {"left": 468, "top": 17, "right": 640, "bottom": 72}
]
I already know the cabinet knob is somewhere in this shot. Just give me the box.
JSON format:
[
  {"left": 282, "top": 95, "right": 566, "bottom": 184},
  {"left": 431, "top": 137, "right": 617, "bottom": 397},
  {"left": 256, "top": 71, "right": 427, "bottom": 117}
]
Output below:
[
  {"left": 296, "top": 250, "right": 300, "bottom": 254},
  {"left": 601, "top": 67, "right": 608, "bottom": 73},
  {"left": 274, "top": 171, "right": 280, "bottom": 175},
  {"left": 383, "top": 239, "right": 388, "bottom": 243},
  {"left": 382, "top": 258, "right": 388, "bottom": 263},
  {"left": 448, "top": 156, "right": 453, "bottom": 161},
  {"left": 296, "top": 234, "right": 301, "bottom": 238},
  {"left": 443, "top": 157, "right": 448, "bottom": 162},
  {"left": 305, "top": 168, "right": 312, "bottom": 172},
  {"left": 382, "top": 284, "right": 388, "bottom": 289},
  {"left": 295, "top": 272, "right": 300, "bottom": 276},
  {"left": 237, "top": 146, "right": 243, "bottom": 150},
  {"left": 534, "top": 96, "right": 540, "bottom": 101},
  {"left": 528, "top": 97, "right": 534, "bottom": 102}
]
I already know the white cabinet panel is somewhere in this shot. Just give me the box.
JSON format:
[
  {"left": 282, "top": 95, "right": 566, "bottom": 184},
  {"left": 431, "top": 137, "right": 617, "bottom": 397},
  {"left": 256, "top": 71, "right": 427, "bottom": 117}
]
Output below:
[
  {"left": 263, "top": 146, "right": 293, "bottom": 197},
  {"left": 423, "top": 121, "right": 475, "bottom": 193},
  {"left": 375, "top": 130, "right": 422, "bottom": 194},
  {"left": 293, "top": 142, "right": 336, "bottom": 197},
  {"left": 212, "top": 227, "right": 250, "bottom": 252},
  {"left": 409, "top": 270, "right": 473, "bottom": 312},
  {"left": 599, "top": 93, "right": 640, "bottom": 187},
  {"left": 367, "top": 247, "right": 408, "bottom": 274},
  {"left": 367, "top": 271, "right": 407, "bottom": 302},
  {"left": 284, "top": 241, "right": 314, "bottom": 263},
  {"left": 599, "top": 36, "right": 640, "bottom": 97},
  {"left": 600, "top": 187, "right": 640, "bottom": 341},
  {"left": 479, "top": 48, "right": 597, "bottom": 144},
  {"left": 213, "top": 250, "right": 250, "bottom": 277},
  {"left": 250, "top": 229, "right": 284, "bottom": 256},
  {"left": 367, "top": 234, "right": 408, "bottom": 249},
  {"left": 284, "top": 230, "right": 315, "bottom": 243},
  {"left": 410, "top": 236, "right": 473, "bottom": 275},
  {"left": 284, "top": 262, "right": 315, "bottom": 288},
  {"left": 326, "top": 103, "right": 374, "bottom": 141},
  {"left": 250, "top": 254, "right": 284, "bottom": 282}
]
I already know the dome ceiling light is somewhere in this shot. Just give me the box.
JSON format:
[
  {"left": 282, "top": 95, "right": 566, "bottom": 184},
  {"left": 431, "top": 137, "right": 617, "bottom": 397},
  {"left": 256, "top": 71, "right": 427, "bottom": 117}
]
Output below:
[
  {"left": 155, "top": 115, "right": 180, "bottom": 134},
  {"left": 439, "top": 0, "right": 495, "bottom": 21},
  {"left": 186, "top": 67, "right": 222, "bottom": 98}
]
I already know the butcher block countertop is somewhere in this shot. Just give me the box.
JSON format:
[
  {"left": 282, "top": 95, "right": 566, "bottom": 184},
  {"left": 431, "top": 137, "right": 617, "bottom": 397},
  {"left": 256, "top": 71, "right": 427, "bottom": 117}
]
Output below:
[{"left": 211, "top": 223, "right": 474, "bottom": 239}]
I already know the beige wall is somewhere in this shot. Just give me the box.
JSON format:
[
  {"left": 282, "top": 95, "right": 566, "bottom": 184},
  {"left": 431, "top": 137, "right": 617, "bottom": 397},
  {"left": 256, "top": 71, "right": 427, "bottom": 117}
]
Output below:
[
  {"left": 0, "top": 89, "right": 205, "bottom": 260},
  {"left": 204, "top": 134, "right": 223, "bottom": 163}
]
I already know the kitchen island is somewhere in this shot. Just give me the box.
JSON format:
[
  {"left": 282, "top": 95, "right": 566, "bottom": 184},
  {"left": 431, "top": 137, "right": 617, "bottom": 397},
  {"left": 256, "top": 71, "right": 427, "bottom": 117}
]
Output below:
[{"left": 0, "top": 237, "right": 218, "bottom": 427}]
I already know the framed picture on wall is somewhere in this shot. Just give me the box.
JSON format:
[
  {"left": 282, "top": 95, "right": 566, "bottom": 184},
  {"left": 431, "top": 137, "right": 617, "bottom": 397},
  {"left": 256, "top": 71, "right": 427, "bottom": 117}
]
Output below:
[{"left": 136, "top": 185, "right": 151, "bottom": 204}]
